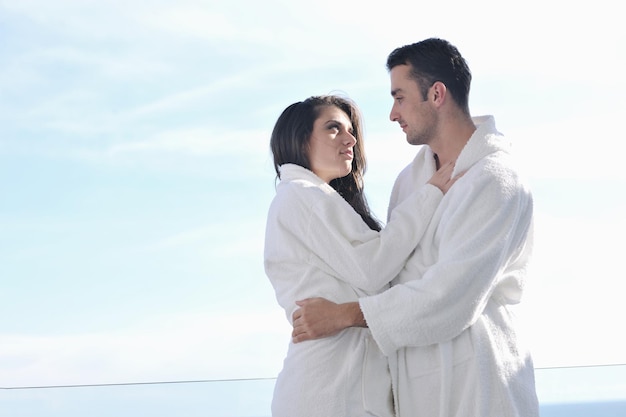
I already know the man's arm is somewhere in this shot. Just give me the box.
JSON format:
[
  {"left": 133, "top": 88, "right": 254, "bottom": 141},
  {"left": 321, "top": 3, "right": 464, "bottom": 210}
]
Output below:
[
  {"left": 359, "top": 167, "right": 534, "bottom": 355},
  {"left": 292, "top": 298, "right": 366, "bottom": 343}
]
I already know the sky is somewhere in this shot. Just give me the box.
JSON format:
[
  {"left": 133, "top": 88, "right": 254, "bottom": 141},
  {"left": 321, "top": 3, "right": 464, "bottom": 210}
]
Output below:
[{"left": 1, "top": 0, "right": 625, "bottom": 400}]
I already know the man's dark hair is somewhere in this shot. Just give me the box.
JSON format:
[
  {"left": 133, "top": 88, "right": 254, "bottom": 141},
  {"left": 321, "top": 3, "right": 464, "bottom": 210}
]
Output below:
[{"left": 387, "top": 38, "right": 472, "bottom": 115}]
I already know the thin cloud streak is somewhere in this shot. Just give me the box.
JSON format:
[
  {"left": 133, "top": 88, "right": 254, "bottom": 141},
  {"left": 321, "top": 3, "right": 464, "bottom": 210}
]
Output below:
[{"left": 0, "top": 310, "right": 289, "bottom": 387}]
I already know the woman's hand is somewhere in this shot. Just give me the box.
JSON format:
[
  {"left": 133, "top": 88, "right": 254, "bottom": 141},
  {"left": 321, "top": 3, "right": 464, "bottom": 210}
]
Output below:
[{"left": 428, "top": 161, "right": 463, "bottom": 194}]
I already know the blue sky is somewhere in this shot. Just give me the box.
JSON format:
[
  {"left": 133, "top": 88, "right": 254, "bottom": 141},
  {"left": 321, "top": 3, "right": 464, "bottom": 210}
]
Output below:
[{"left": 1, "top": 0, "right": 625, "bottom": 395}]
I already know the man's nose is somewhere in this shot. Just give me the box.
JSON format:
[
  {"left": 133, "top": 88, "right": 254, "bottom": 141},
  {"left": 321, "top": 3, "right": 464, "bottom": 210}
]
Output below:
[{"left": 389, "top": 105, "right": 398, "bottom": 122}]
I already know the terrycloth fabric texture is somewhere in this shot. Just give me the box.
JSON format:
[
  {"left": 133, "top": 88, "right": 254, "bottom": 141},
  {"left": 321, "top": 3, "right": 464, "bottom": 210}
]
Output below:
[
  {"left": 264, "top": 164, "right": 443, "bottom": 417},
  {"left": 359, "top": 116, "right": 540, "bottom": 417}
]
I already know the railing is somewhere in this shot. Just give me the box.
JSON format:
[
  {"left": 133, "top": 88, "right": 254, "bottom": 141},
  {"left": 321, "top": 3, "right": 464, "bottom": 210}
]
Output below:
[{"left": 2, "top": 365, "right": 625, "bottom": 416}]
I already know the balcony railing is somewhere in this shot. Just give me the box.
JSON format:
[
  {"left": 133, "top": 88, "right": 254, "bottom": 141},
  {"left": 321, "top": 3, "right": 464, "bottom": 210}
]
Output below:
[{"left": 2, "top": 365, "right": 625, "bottom": 416}]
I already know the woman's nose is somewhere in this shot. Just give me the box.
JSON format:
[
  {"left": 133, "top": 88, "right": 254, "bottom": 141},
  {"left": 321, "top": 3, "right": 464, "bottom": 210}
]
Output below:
[{"left": 343, "top": 131, "right": 357, "bottom": 146}]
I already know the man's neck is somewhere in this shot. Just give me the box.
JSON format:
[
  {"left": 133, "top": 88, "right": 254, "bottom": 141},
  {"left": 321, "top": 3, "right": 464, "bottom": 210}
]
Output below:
[{"left": 432, "top": 117, "right": 476, "bottom": 169}]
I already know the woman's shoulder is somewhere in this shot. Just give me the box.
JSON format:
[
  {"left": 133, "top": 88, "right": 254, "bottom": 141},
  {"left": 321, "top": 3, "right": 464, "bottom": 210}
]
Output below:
[
  {"left": 270, "top": 178, "right": 331, "bottom": 218},
  {"left": 279, "top": 164, "right": 323, "bottom": 185},
  {"left": 277, "top": 164, "right": 338, "bottom": 199}
]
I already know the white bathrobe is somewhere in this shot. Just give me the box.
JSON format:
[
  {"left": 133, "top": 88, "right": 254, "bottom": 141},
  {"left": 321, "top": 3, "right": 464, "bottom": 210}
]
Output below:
[
  {"left": 264, "top": 164, "right": 443, "bottom": 417},
  {"left": 359, "top": 116, "right": 540, "bottom": 417}
]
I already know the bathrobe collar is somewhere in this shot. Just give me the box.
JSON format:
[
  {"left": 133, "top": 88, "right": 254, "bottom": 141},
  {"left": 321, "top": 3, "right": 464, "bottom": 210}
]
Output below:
[
  {"left": 423, "top": 115, "right": 511, "bottom": 177},
  {"left": 278, "top": 163, "right": 338, "bottom": 196}
]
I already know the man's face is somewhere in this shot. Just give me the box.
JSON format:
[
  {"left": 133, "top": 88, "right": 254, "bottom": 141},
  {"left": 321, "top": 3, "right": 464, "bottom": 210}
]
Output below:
[{"left": 389, "top": 64, "right": 437, "bottom": 146}]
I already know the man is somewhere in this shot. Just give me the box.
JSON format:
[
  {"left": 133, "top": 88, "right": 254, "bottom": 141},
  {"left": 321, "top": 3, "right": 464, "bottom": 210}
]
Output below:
[{"left": 292, "top": 38, "right": 540, "bottom": 417}]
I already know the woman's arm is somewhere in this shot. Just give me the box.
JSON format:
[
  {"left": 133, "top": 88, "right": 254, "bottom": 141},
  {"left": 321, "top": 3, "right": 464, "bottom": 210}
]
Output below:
[{"left": 302, "top": 163, "right": 458, "bottom": 292}]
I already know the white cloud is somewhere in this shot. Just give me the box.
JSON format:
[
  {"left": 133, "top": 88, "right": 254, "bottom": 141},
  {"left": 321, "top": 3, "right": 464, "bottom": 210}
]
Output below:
[
  {"left": 37, "top": 46, "right": 172, "bottom": 79},
  {"left": 508, "top": 107, "right": 626, "bottom": 181},
  {"left": 133, "top": 219, "right": 267, "bottom": 259},
  {"left": 518, "top": 212, "right": 626, "bottom": 368},
  {"left": 0, "top": 309, "right": 290, "bottom": 388},
  {"left": 106, "top": 128, "right": 267, "bottom": 156},
  {"left": 144, "top": 6, "right": 257, "bottom": 41}
]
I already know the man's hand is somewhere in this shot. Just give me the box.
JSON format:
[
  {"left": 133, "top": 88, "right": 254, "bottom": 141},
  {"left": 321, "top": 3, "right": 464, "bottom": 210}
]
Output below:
[{"left": 291, "top": 298, "right": 366, "bottom": 343}]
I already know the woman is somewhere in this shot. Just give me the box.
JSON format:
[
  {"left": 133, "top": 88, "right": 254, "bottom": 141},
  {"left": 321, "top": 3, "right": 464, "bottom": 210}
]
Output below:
[{"left": 264, "top": 95, "right": 456, "bottom": 417}]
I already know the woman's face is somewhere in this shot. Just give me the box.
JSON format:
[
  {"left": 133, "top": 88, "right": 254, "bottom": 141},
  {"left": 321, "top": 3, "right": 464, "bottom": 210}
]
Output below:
[{"left": 308, "top": 105, "right": 357, "bottom": 183}]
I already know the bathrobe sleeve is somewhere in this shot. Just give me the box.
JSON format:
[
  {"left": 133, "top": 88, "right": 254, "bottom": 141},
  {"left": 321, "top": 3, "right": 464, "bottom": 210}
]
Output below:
[
  {"left": 275, "top": 181, "right": 443, "bottom": 292},
  {"left": 359, "top": 158, "right": 534, "bottom": 355}
]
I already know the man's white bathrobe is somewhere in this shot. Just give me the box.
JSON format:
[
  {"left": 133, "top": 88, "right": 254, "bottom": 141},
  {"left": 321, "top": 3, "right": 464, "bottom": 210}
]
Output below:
[
  {"left": 360, "top": 116, "right": 540, "bottom": 417},
  {"left": 264, "top": 164, "right": 443, "bottom": 417}
]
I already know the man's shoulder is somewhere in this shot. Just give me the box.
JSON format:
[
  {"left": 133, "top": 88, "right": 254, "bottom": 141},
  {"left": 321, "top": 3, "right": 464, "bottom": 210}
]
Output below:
[
  {"left": 396, "top": 146, "right": 431, "bottom": 179},
  {"left": 388, "top": 148, "right": 433, "bottom": 213},
  {"left": 481, "top": 150, "right": 529, "bottom": 184},
  {"left": 464, "top": 152, "right": 533, "bottom": 206},
  {"left": 393, "top": 158, "right": 421, "bottom": 196}
]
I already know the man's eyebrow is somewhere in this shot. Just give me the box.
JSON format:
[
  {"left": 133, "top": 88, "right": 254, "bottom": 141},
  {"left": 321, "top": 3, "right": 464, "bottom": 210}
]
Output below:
[{"left": 391, "top": 88, "right": 402, "bottom": 97}]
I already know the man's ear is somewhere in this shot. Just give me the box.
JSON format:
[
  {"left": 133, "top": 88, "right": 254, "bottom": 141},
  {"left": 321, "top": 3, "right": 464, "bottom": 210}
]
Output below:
[{"left": 431, "top": 81, "right": 447, "bottom": 106}]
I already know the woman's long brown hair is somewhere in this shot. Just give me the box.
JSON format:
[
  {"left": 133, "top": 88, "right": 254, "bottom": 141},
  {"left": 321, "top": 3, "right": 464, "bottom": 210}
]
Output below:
[{"left": 270, "top": 95, "right": 381, "bottom": 231}]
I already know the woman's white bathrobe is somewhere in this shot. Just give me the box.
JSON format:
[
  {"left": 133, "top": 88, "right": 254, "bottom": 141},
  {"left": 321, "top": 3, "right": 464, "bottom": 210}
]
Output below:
[
  {"left": 359, "top": 116, "right": 540, "bottom": 417},
  {"left": 264, "top": 164, "right": 443, "bottom": 417}
]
